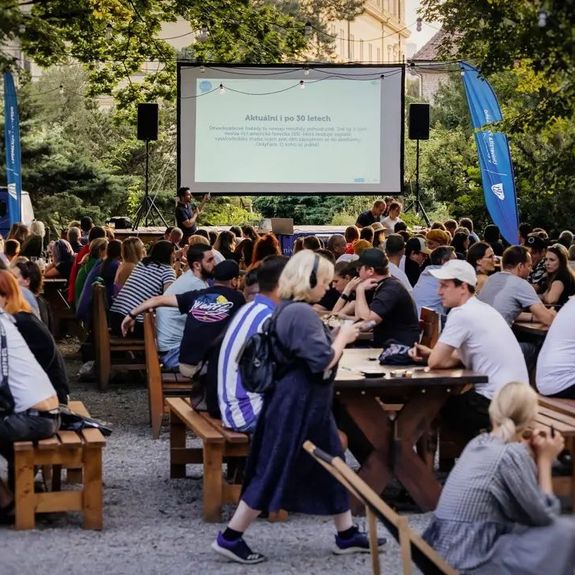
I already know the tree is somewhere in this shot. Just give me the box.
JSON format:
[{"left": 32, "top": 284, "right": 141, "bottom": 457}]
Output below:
[
  {"left": 2, "top": 0, "right": 364, "bottom": 109},
  {"left": 419, "top": 0, "right": 575, "bottom": 129}
]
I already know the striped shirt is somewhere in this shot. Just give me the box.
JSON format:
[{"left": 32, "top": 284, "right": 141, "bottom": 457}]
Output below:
[
  {"left": 110, "top": 261, "right": 175, "bottom": 322},
  {"left": 217, "top": 294, "right": 276, "bottom": 432}
]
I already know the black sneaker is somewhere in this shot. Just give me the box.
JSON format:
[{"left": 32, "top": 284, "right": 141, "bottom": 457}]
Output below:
[
  {"left": 211, "top": 532, "right": 266, "bottom": 565},
  {"left": 334, "top": 530, "right": 387, "bottom": 555}
]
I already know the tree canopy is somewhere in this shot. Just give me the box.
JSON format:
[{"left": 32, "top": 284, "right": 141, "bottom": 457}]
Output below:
[
  {"left": 420, "top": 0, "right": 575, "bottom": 129},
  {"left": 2, "top": 0, "right": 364, "bottom": 109}
]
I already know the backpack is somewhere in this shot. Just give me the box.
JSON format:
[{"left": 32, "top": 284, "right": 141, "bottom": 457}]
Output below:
[{"left": 236, "top": 303, "right": 292, "bottom": 394}]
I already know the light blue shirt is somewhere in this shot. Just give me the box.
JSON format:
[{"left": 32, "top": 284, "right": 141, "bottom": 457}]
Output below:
[
  {"left": 156, "top": 272, "right": 208, "bottom": 352},
  {"left": 413, "top": 265, "right": 446, "bottom": 318}
]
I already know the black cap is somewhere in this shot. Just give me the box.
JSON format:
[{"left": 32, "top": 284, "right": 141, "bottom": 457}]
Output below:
[
  {"left": 526, "top": 234, "right": 546, "bottom": 251},
  {"left": 214, "top": 259, "right": 240, "bottom": 281},
  {"left": 358, "top": 248, "right": 389, "bottom": 269}
]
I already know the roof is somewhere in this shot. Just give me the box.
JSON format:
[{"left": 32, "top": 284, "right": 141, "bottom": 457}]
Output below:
[{"left": 411, "top": 29, "right": 450, "bottom": 62}]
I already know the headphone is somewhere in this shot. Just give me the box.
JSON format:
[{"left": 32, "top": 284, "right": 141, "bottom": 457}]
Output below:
[{"left": 310, "top": 254, "right": 319, "bottom": 288}]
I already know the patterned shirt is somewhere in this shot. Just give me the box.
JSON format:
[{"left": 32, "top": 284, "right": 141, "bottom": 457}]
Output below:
[
  {"left": 217, "top": 294, "right": 276, "bottom": 432},
  {"left": 110, "top": 261, "right": 175, "bottom": 322}
]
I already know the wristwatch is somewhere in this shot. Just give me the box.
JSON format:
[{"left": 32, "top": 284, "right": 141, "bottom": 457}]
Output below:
[{"left": 128, "top": 311, "right": 137, "bottom": 320}]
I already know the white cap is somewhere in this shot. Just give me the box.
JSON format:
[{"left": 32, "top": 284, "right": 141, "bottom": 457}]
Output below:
[{"left": 429, "top": 259, "right": 477, "bottom": 287}]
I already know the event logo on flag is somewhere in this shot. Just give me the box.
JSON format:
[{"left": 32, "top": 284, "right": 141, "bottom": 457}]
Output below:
[
  {"left": 460, "top": 62, "right": 519, "bottom": 245},
  {"left": 3, "top": 72, "right": 22, "bottom": 224}
]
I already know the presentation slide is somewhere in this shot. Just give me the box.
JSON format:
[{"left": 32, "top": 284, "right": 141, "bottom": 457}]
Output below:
[{"left": 179, "top": 65, "right": 404, "bottom": 195}]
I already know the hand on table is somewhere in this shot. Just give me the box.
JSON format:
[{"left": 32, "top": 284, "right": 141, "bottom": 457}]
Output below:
[{"left": 408, "top": 342, "right": 432, "bottom": 363}]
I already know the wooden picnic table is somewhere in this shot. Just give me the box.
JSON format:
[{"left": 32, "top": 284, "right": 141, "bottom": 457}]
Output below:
[
  {"left": 334, "top": 348, "right": 488, "bottom": 513},
  {"left": 513, "top": 320, "right": 549, "bottom": 337}
]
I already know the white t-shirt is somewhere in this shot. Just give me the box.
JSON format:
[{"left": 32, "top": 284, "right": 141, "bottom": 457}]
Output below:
[
  {"left": 381, "top": 216, "right": 401, "bottom": 236},
  {"left": 536, "top": 297, "right": 575, "bottom": 395},
  {"left": 0, "top": 313, "right": 56, "bottom": 412},
  {"left": 438, "top": 297, "right": 528, "bottom": 399},
  {"left": 388, "top": 262, "right": 413, "bottom": 293}
]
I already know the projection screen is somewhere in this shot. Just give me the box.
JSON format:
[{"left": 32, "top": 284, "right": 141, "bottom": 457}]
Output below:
[{"left": 178, "top": 64, "right": 405, "bottom": 195}]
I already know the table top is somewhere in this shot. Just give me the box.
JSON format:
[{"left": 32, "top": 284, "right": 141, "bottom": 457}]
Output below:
[
  {"left": 336, "top": 347, "right": 488, "bottom": 389},
  {"left": 513, "top": 320, "right": 549, "bottom": 337}
]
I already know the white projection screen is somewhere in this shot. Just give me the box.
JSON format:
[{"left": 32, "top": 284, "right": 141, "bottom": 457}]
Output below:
[{"left": 178, "top": 64, "right": 405, "bottom": 195}]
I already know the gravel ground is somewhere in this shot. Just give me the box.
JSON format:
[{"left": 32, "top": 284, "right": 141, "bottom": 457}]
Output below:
[{"left": 1, "top": 341, "right": 431, "bottom": 575}]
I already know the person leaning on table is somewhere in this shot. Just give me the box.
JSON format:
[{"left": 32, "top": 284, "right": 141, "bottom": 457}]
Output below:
[
  {"left": 0, "top": 309, "right": 60, "bottom": 524},
  {"left": 211, "top": 250, "right": 385, "bottom": 565},
  {"left": 409, "top": 259, "right": 529, "bottom": 442}
]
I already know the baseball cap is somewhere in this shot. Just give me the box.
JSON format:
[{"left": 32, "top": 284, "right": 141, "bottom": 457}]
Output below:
[
  {"left": 426, "top": 229, "right": 451, "bottom": 246},
  {"left": 213, "top": 259, "right": 240, "bottom": 281},
  {"left": 526, "top": 234, "right": 546, "bottom": 251},
  {"left": 357, "top": 248, "right": 389, "bottom": 269},
  {"left": 429, "top": 259, "right": 477, "bottom": 287},
  {"left": 406, "top": 237, "right": 431, "bottom": 255}
]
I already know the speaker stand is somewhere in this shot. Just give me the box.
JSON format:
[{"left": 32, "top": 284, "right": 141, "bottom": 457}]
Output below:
[
  {"left": 405, "top": 139, "right": 431, "bottom": 226},
  {"left": 132, "top": 139, "right": 168, "bottom": 229}
]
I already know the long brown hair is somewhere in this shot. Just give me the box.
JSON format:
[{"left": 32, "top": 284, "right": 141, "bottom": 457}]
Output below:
[{"left": 0, "top": 269, "right": 32, "bottom": 314}]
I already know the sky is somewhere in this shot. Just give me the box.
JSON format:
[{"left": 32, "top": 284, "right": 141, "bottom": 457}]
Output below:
[{"left": 405, "top": 0, "right": 439, "bottom": 51}]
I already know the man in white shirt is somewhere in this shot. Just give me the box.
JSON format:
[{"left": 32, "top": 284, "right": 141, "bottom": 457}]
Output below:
[
  {"left": 409, "top": 259, "right": 529, "bottom": 440},
  {"left": 156, "top": 244, "right": 215, "bottom": 368},
  {"left": 384, "top": 234, "right": 413, "bottom": 293},
  {"left": 536, "top": 297, "right": 575, "bottom": 398}
]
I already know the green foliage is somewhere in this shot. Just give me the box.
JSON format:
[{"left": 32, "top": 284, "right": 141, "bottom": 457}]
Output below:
[
  {"left": 419, "top": 0, "right": 575, "bottom": 129},
  {"left": 2, "top": 0, "right": 365, "bottom": 110}
]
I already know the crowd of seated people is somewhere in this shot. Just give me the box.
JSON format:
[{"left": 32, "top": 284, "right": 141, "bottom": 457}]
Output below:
[{"left": 0, "top": 208, "right": 574, "bottom": 568}]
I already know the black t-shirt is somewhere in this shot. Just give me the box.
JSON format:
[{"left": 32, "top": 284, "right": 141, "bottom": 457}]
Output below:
[
  {"left": 13, "top": 311, "right": 70, "bottom": 403},
  {"left": 356, "top": 210, "right": 376, "bottom": 228},
  {"left": 175, "top": 201, "right": 196, "bottom": 239},
  {"left": 176, "top": 286, "right": 246, "bottom": 366},
  {"left": 369, "top": 277, "right": 420, "bottom": 347},
  {"left": 317, "top": 287, "right": 341, "bottom": 311}
]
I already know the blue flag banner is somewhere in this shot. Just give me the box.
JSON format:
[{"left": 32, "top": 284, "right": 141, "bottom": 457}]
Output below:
[
  {"left": 3, "top": 72, "right": 22, "bottom": 225},
  {"left": 460, "top": 61, "right": 518, "bottom": 244}
]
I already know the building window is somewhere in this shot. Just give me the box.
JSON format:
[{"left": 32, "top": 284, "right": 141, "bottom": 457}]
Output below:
[
  {"left": 349, "top": 34, "right": 354, "bottom": 60},
  {"left": 387, "top": 45, "right": 392, "bottom": 62},
  {"left": 340, "top": 28, "right": 345, "bottom": 58},
  {"left": 359, "top": 39, "right": 364, "bottom": 62},
  {"left": 376, "top": 47, "right": 381, "bottom": 63},
  {"left": 368, "top": 43, "right": 373, "bottom": 62}
]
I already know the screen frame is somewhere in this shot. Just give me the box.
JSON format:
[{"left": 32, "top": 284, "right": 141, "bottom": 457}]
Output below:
[{"left": 177, "top": 62, "right": 405, "bottom": 196}]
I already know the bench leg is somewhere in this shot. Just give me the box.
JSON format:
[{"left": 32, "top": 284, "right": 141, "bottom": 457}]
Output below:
[
  {"left": 170, "top": 413, "right": 188, "bottom": 478},
  {"left": 14, "top": 450, "right": 35, "bottom": 530},
  {"left": 203, "top": 443, "right": 224, "bottom": 522},
  {"left": 82, "top": 447, "right": 103, "bottom": 530}
]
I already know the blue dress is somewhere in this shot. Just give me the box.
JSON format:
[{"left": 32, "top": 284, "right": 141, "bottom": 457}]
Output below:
[{"left": 240, "top": 301, "right": 350, "bottom": 515}]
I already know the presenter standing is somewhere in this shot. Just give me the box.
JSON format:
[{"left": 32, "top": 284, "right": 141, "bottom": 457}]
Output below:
[{"left": 175, "top": 187, "right": 209, "bottom": 245}]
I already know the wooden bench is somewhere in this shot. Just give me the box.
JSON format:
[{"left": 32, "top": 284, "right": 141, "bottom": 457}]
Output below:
[
  {"left": 537, "top": 396, "right": 575, "bottom": 507},
  {"left": 13, "top": 400, "right": 106, "bottom": 530},
  {"left": 167, "top": 397, "right": 250, "bottom": 521},
  {"left": 143, "top": 311, "right": 194, "bottom": 438},
  {"left": 92, "top": 284, "right": 146, "bottom": 390},
  {"left": 304, "top": 440, "right": 457, "bottom": 575}
]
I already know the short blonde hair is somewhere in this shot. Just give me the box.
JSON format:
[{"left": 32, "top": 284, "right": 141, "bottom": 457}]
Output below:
[
  {"left": 279, "top": 249, "right": 333, "bottom": 302},
  {"left": 489, "top": 381, "right": 537, "bottom": 442},
  {"left": 188, "top": 234, "right": 210, "bottom": 247}
]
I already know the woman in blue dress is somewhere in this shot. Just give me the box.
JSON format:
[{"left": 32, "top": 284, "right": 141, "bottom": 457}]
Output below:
[
  {"left": 212, "top": 249, "right": 385, "bottom": 564},
  {"left": 424, "top": 380, "right": 575, "bottom": 574}
]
